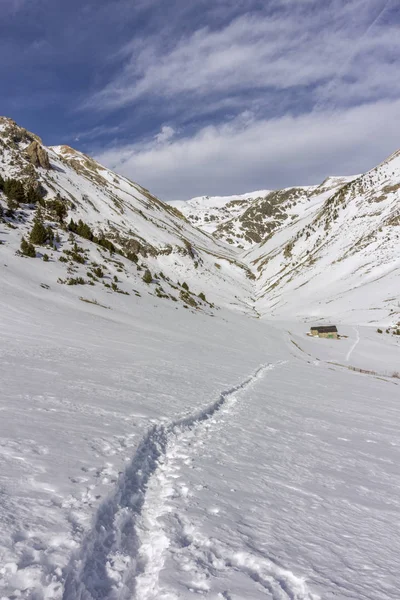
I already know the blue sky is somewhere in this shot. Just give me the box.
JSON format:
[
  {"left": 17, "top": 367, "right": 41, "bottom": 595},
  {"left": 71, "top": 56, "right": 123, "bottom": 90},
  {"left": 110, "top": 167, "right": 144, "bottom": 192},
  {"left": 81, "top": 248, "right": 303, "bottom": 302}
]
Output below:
[{"left": 1, "top": 0, "right": 400, "bottom": 199}]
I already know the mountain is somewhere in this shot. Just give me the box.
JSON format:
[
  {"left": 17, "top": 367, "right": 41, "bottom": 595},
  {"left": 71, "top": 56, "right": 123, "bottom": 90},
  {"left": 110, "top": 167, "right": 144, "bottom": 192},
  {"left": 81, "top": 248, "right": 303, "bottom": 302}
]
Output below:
[
  {"left": 0, "top": 117, "right": 254, "bottom": 313},
  {"left": 169, "top": 190, "right": 271, "bottom": 242},
  {"left": 1, "top": 115, "right": 399, "bottom": 326},
  {"left": 173, "top": 167, "right": 399, "bottom": 325},
  {"left": 246, "top": 153, "right": 400, "bottom": 323},
  {"left": 171, "top": 176, "right": 355, "bottom": 249}
]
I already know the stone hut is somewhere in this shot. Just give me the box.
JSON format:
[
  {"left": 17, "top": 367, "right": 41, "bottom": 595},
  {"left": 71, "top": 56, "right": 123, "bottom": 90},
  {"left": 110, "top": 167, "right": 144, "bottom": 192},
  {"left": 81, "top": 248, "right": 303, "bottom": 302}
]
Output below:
[{"left": 310, "top": 325, "right": 338, "bottom": 339}]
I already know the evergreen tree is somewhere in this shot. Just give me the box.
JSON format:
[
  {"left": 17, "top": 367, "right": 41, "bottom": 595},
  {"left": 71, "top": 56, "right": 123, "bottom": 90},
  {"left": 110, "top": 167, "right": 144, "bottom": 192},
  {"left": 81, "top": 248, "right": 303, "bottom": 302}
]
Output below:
[
  {"left": 25, "top": 185, "right": 42, "bottom": 204},
  {"left": 30, "top": 216, "right": 49, "bottom": 245},
  {"left": 4, "top": 179, "right": 25, "bottom": 204},
  {"left": 68, "top": 218, "right": 77, "bottom": 233},
  {"left": 20, "top": 236, "right": 36, "bottom": 257},
  {"left": 47, "top": 194, "right": 68, "bottom": 222},
  {"left": 76, "top": 219, "right": 93, "bottom": 241}
]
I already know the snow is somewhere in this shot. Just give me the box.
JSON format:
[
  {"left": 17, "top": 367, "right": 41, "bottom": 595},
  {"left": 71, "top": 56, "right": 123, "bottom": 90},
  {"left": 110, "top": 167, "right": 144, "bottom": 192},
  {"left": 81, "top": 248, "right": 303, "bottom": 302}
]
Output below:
[
  {"left": 169, "top": 192, "right": 271, "bottom": 236},
  {"left": 1, "top": 244, "right": 400, "bottom": 599}
]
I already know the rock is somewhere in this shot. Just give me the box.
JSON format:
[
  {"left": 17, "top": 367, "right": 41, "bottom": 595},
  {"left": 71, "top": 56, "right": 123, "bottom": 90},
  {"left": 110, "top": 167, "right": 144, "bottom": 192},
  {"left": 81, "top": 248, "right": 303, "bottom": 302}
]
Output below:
[{"left": 26, "top": 141, "right": 51, "bottom": 169}]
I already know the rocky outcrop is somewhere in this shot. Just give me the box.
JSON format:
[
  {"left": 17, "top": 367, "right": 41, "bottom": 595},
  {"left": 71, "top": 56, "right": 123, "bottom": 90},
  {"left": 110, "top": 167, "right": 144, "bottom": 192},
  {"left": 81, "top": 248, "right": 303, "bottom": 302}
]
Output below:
[{"left": 26, "top": 141, "right": 51, "bottom": 169}]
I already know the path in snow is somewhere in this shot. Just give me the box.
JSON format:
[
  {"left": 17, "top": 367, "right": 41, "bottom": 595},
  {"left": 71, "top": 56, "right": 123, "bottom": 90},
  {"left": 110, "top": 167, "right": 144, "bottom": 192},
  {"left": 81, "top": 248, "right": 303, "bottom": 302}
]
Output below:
[
  {"left": 61, "top": 360, "right": 315, "bottom": 600},
  {"left": 346, "top": 327, "right": 360, "bottom": 362}
]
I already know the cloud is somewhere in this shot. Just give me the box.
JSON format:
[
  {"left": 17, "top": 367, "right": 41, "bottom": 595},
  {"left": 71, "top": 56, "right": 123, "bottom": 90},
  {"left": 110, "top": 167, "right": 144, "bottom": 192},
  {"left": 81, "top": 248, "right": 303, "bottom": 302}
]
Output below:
[
  {"left": 95, "top": 98, "right": 400, "bottom": 200},
  {"left": 78, "top": 0, "right": 400, "bottom": 201},
  {"left": 155, "top": 125, "right": 176, "bottom": 144},
  {"left": 87, "top": 0, "right": 399, "bottom": 116},
  {"left": 73, "top": 124, "right": 123, "bottom": 143}
]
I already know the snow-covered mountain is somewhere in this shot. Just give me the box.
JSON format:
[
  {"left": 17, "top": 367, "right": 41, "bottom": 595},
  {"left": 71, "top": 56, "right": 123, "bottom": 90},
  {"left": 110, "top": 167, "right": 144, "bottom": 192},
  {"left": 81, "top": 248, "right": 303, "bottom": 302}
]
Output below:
[
  {"left": 0, "top": 117, "right": 254, "bottom": 314},
  {"left": 171, "top": 176, "right": 355, "bottom": 249},
  {"left": 169, "top": 190, "right": 271, "bottom": 241},
  {"left": 1, "top": 116, "right": 399, "bottom": 326},
  {"left": 246, "top": 154, "right": 400, "bottom": 323},
  {"left": 172, "top": 168, "right": 399, "bottom": 325}
]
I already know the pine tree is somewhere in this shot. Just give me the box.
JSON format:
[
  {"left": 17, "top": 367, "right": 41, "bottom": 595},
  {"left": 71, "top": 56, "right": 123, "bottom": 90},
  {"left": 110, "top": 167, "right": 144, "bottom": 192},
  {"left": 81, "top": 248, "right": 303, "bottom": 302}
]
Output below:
[
  {"left": 30, "top": 216, "right": 49, "bottom": 245},
  {"left": 68, "top": 218, "right": 77, "bottom": 233},
  {"left": 4, "top": 179, "right": 25, "bottom": 204},
  {"left": 25, "top": 185, "right": 42, "bottom": 204},
  {"left": 20, "top": 236, "right": 36, "bottom": 257},
  {"left": 76, "top": 219, "right": 93, "bottom": 241}
]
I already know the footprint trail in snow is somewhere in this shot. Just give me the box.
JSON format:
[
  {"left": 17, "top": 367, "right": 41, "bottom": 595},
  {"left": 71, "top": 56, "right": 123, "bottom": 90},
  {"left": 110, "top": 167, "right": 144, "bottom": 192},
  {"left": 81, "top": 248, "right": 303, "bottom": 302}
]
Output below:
[{"left": 63, "top": 360, "right": 317, "bottom": 600}]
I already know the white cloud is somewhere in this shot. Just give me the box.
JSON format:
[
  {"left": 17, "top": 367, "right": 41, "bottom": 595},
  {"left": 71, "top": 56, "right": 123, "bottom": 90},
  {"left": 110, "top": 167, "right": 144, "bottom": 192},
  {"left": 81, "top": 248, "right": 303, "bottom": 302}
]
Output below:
[
  {"left": 88, "top": 0, "right": 399, "bottom": 114},
  {"left": 87, "top": 0, "right": 400, "bottom": 200},
  {"left": 155, "top": 125, "right": 176, "bottom": 144},
  {"left": 95, "top": 99, "right": 400, "bottom": 200}
]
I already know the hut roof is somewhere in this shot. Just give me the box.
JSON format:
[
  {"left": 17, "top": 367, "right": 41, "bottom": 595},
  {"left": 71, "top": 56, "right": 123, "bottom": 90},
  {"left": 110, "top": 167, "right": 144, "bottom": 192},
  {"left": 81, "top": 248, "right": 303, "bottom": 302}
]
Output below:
[{"left": 310, "top": 325, "right": 338, "bottom": 333}]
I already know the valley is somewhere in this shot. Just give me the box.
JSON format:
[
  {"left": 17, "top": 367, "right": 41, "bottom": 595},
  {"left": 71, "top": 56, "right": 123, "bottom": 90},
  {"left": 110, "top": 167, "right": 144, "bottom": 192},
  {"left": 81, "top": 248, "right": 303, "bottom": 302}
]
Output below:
[{"left": 0, "top": 117, "right": 399, "bottom": 600}]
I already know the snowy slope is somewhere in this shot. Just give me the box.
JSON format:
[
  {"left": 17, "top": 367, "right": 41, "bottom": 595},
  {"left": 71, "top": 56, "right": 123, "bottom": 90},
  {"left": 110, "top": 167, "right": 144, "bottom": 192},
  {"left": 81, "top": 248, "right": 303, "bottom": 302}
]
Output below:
[
  {"left": 246, "top": 155, "right": 400, "bottom": 324},
  {"left": 0, "top": 117, "right": 254, "bottom": 312},
  {"left": 1, "top": 250, "right": 400, "bottom": 599}
]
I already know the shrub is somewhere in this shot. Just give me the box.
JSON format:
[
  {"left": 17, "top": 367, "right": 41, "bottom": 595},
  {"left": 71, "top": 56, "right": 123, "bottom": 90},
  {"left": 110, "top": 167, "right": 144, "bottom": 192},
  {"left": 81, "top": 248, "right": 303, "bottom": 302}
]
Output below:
[
  {"left": 63, "top": 243, "right": 86, "bottom": 264},
  {"left": 59, "top": 255, "right": 68, "bottom": 263},
  {"left": 284, "top": 242, "right": 293, "bottom": 259},
  {"left": 198, "top": 292, "right": 206, "bottom": 302},
  {"left": 180, "top": 290, "right": 197, "bottom": 307},
  {"left": 142, "top": 269, "right": 152, "bottom": 284},
  {"left": 97, "top": 237, "right": 115, "bottom": 253},
  {"left": 66, "top": 277, "right": 85, "bottom": 285},
  {"left": 377, "top": 328, "right": 383, "bottom": 334},
  {"left": 43, "top": 253, "right": 49, "bottom": 262},
  {"left": 126, "top": 251, "right": 138, "bottom": 263},
  {"left": 20, "top": 236, "right": 36, "bottom": 257},
  {"left": 182, "top": 281, "right": 189, "bottom": 291},
  {"left": 93, "top": 266, "right": 104, "bottom": 278}
]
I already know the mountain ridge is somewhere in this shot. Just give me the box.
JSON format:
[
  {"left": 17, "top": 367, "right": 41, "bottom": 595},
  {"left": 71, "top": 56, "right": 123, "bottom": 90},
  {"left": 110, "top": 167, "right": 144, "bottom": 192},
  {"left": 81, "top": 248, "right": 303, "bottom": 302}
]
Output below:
[{"left": 1, "top": 116, "right": 399, "bottom": 326}]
